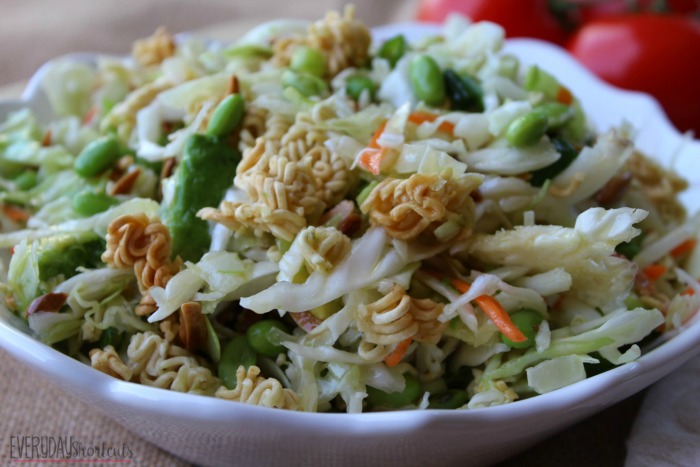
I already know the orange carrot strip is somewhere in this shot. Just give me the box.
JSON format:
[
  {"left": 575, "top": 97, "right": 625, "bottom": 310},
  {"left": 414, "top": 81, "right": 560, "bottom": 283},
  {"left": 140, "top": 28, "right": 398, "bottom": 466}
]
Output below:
[
  {"left": 642, "top": 264, "right": 668, "bottom": 281},
  {"left": 358, "top": 148, "right": 385, "bottom": 176},
  {"left": 671, "top": 238, "right": 697, "bottom": 258},
  {"left": 2, "top": 204, "right": 30, "bottom": 223},
  {"left": 83, "top": 107, "right": 98, "bottom": 125},
  {"left": 368, "top": 121, "right": 387, "bottom": 149},
  {"left": 556, "top": 86, "right": 574, "bottom": 105},
  {"left": 408, "top": 111, "right": 455, "bottom": 134},
  {"left": 384, "top": 337, "right": 412, "bottom": 367},
  {"left": 451, "top": 278, "right": 527, "bottom": 343},
  {"left": 358, "top": 121, "right": 388, "bottom": 175}
]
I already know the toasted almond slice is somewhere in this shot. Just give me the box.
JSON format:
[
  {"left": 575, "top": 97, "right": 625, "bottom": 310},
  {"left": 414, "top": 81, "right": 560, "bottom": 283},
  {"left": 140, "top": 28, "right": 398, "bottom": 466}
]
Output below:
[
  {"left": 178, "top": 302, "right": 207, "bottom": 352},
  {"left": 110, "top": 168, "right": 142, "bottom": 195},
  {"left": 26, "top": 292, "right": 68, "bottom": 316}
]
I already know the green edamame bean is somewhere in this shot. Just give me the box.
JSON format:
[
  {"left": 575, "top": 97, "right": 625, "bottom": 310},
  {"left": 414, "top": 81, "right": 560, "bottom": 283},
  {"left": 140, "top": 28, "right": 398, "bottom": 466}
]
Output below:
[
  {"left": 378, "top": 34, "right": 407, "bottom": 68},
  {"left": 428, "top": 389, "right": 469, "bottom": 410},
  {"left": 72, "top": 190, "right": 119, "bottom": 216},
  {"left": 501, "top": 309, "right": 544, "bottom": 349},
  {"left": 345, "top": 75, "right": 376, "bottom": 101},
  {"left": 506, "top": 111, "right": 549, "bottom": 148},
  {"left": 409, "top": 55, "right": 446, "bottom": 107},
  {"left": 290, "top": 47, "right": 326, "bottom": 77},
  {"left": 74, "top": 135, "right": 122, "bottom": 177},
  {"left": 219, "top": 335, "right": 258, "bottom": 389},
  {"left": 14, "top": 170, "right": 37, "bottom": 190},
  {"left": 206, "top": 94, "right": 246, "bottom": 138},
  {"left": 281, "top": 70, "right": 327, "bottom": 97},
  {"left": 246, "top": 320, "right": 289, "bottom": 357},
  {"left": 366, "top": 372, "right": 421, "bottom": 408},
  {"left": 535, "top": 102, "right": 573, "bottom": 129}
]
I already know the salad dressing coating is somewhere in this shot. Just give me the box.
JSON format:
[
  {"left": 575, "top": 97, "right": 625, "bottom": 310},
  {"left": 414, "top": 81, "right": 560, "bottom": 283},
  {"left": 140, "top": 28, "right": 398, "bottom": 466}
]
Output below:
[{"left": 0, "top": 7, "right": 697, "bottom": 414}]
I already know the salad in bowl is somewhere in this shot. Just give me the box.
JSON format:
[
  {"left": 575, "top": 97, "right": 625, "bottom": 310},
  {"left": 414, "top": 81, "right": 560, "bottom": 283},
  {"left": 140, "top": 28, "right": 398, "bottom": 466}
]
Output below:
[{"left": 0, "top": 6, "right": 698, "bottom": 418}]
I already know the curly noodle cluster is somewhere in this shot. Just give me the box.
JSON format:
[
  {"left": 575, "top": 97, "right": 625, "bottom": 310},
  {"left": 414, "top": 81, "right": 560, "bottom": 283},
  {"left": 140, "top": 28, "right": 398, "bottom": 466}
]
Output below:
[
  {"left": 132, "top": 27, "right": 176, "bottom": 67},
  {"left": 102, "top": 213, "right": 180, "bottom": 316},
  {"left": 89, "top": 345, "right": 133, "bottom": 381},
  {"left": 90, "top": 332, "right": 220, "bottom": 395},
  {"left": 360, "top": 173, "right": 481, "bottom": 241},
  {"left": 295, "top": 226, "right": 351, "bottom": 273},
  {"left": 215, "top": 365, "right": 300, "bottom": 410},
  {"left": 239, "top": 105, "right": 268, "bottom": 152},
  {"left": 126, "top": 332, "right": 220, "bottom": 394},
  {"left": 273, "top": 5, "right": 371, "bottom": 78},
  {"left": 199, "top": 138, "right": 327, "bottom": 241},
  {"left": 626, "top": 151, "right": 688, "bottom": 224},
  {"left": 356, "top": 286, "right": 445, "bottom": 362}
]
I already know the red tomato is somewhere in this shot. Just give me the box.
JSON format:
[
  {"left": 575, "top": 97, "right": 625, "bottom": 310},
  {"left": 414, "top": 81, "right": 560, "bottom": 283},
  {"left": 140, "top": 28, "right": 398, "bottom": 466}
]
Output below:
[
  {"left": 416, "top": 0, "right": 569, "bottom": 44},
  {"left": 576, "top": 0, "right": 699, "bottom": 23},
  {"left": 567, "top": 14, "right": 700, "bottom": 133}
]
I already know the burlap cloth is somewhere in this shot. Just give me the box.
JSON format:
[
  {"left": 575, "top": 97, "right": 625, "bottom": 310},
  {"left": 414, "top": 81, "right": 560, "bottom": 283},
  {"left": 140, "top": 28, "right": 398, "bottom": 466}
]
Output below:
[{"left": 0, "top": 1, "right": 691, "bottom": 466}]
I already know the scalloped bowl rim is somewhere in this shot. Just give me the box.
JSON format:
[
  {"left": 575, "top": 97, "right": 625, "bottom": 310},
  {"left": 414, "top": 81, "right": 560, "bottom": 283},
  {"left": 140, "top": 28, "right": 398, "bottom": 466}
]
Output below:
[{"left": 0, "top": 21, "right": 699, "bottom": 440}]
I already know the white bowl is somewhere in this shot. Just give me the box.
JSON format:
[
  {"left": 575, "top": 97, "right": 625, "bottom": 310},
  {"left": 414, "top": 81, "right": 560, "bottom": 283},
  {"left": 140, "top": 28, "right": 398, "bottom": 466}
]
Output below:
[{"left": 1, "top": 23, "right": 699, "bottom": 467}]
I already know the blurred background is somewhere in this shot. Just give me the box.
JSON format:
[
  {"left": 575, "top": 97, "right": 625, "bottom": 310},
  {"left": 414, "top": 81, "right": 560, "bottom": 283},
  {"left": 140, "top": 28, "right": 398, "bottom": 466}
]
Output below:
[
  {"left": 0, "top": 0, "right": 697, "bottom": 132},
  {"left": 0, "top": 0, "right": 415, "bottom": 89}
]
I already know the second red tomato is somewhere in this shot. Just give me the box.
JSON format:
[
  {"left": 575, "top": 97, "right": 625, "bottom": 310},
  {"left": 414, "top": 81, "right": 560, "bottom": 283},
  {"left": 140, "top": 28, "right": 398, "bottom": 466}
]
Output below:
[
  {"left": 567, "top": 14, "right": 700, "bottom": 134},
  {"left": 416, "top": 0, "right": 569, "bottom": 44}
]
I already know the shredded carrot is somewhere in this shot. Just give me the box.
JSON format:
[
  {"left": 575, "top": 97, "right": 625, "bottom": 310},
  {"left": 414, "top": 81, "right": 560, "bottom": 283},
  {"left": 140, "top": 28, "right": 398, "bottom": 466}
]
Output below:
[
  {"left": 408, "top": 111, "right": 455, "bottom": 134},
  {"left": 451, "top": 278, "right": 527, "bottom": 343},
  {"left": 556, "top": 86, "right": 574, "bottom": 105},
  {"left": 357, "top": 121, "right": 388, "bottom": 175},
  {"left": 2, "top": 204, "right": 30, "bottom": 223},
  {"left": 384, "top": 337, "right": 412, "bottom": 367},
  {"left": 41, "top": 130, "right": 52, "bottom": 147},
  {"left": 358, "top": 148, "right": 385, "bottom": 176},
  {"left": 642, "top": 264, "right": 668, "bottom": 281},
  {"left": 683, "top": 287, "right": 695, "bottom": 296},
  {"left": 671, "top": 238, "right": 697, "bottom": 258},
  {"left": 368, "top": 121, "right": 387, "bottom": 149},
  {"left": 83, "top": 107, "right": 98, "bottom": 125}
]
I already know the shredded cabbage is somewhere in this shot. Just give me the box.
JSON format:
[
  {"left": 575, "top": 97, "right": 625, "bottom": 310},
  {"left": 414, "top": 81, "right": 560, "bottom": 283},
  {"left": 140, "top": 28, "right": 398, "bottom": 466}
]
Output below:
[{"left": 0, "top": 13, "right": 692, "bottom": 414}]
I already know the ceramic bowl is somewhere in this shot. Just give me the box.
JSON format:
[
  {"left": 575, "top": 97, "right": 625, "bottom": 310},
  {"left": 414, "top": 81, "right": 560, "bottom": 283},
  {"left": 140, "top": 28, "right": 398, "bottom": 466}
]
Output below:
[{"left": 1, "top": 22, "right": 699, "bottom": 467}]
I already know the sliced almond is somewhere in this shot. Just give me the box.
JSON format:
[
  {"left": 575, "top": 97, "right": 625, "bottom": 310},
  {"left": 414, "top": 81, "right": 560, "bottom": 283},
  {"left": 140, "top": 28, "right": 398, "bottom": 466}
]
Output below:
[
  {"left": 110, "top": 168, "right": 142, "bottom": 195},
  {"left": 595, "top": 171, "right": 632, "bottom": 207},
  {"left": 26, "top": 292, "right": 68, "bottom": 316},
  {"left": 41, "top": 130, "right": 52, "bottom": 147},
  {"left": 226, "top": 75, "right": 240, "bottom": 95},
  {"left": 178, "top": 301, "right": 207, "bottom": 352},
  {"left": 161, "top": 157, "right": 177, "bottom": 180}
]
